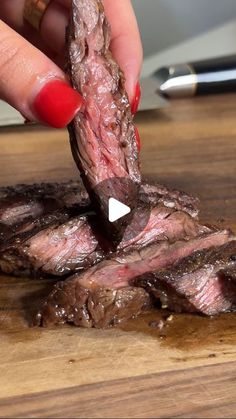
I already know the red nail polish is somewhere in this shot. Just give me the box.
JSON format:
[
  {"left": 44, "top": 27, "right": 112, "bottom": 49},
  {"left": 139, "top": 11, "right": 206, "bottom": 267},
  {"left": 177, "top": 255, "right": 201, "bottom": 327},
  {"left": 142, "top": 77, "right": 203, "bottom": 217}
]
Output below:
[
  {"left": 134, "top": 126, "right": 141, "bottom": 151},
  {"left": 33, "top": 80, "right": 84, "bottom": 128},
  {"left": 131, "top": 82, "right": 141, "bottom": 115}
]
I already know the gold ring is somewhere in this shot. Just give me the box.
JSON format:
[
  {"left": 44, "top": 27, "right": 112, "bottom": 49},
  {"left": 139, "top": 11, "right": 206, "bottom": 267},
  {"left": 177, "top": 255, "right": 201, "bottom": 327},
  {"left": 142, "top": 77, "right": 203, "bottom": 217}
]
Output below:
[{"left": 24, "top": 0, "right": 51, "bottom": 30}]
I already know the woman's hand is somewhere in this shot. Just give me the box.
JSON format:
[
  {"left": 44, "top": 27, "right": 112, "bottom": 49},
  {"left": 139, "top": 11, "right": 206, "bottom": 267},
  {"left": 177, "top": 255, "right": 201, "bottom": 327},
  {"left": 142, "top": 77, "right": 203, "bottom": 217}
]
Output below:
[{"left": 0, "top": 0, "right": 143, "bottom": 128}]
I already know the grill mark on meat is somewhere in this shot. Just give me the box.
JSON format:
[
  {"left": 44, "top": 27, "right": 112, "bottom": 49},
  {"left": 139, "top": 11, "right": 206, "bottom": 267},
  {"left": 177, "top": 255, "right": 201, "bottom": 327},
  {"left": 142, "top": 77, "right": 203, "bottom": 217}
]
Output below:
[
  {"left": 135, "top": 241, "right": 236, "bottom": 315},
  {"left": 67, "top": 0, "right": 140, "bottom": 229},
  {"left": 0, "top": 210, "right": 104, "bottom": 277},
  {"left": 37, "top": 229, "right": 233, "bottom": 328},
  {"left": 0, "top": 209, "right": 72, "bottom": 247},
  {"left": 0, "top": 181, "right": 90, "bottom": 244},
  {"left": 0, "top": 210, "right": 74, "bottom": 276}
]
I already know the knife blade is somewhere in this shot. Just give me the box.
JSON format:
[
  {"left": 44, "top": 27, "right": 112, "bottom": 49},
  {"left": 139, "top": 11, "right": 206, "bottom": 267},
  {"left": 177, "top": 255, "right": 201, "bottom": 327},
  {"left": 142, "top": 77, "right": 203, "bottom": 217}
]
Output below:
[
  {"left": 0, "top": 101, "right": 24, "bottom": 127},
  {"left": 139, "top": 76, "right": 169, "bottom": 111},
  {"left": 156, "top": 55, "right": 236, "bottom": 98}
]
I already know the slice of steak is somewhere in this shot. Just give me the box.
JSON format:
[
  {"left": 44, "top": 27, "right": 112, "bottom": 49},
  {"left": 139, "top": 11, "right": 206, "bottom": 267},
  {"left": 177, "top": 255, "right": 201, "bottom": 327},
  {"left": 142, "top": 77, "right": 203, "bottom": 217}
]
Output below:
[
  {"left": 141, "top": 183, "right": 199, "bottom": 218},
  {"left": 0, "top": 202, "right": 202, "bottom": 278},
  {"left": 67, "top": 0, "right": 140, "bottom": 234},
  {"left": 37, "top": 229, "right": 233, "bottom": 328},
  {"left": 0, "top": 181, "right": 90, "bottom": 244},
  {"left": 36, "top": 283, "right": 150, "bottom": 329},
  {"left": 0, "top": 209, "right": 71, "bottom": 276},
  {"left": 0, "top": 196, "right": 49, "bottom": 226},
  {"left": 135, "top": 240, "right": 236, "bottom": 315},
  {"left": 119, "top": 209, "right": 207, "bottom": 250},
  {"left": 0, "top": 212, "right": 104, "bottom": 278},
  {"left": 18, "top": 214, "right": 104, "bottom": 276}
]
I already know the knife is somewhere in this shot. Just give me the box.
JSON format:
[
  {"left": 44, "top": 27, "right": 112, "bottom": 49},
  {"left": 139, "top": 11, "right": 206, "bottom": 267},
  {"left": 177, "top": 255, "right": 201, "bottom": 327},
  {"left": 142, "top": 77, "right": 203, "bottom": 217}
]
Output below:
[
  {"left": 155, "top": 54, "right": 236, "bottom": 98},
  {"left": 139, "top": 77, "right": 169, "bottom": 111}
]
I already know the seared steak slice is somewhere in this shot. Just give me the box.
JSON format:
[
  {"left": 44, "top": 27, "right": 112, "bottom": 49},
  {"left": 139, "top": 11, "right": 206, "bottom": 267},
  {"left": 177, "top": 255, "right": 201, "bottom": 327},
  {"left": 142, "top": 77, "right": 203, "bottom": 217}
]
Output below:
[
  {"left": 36, "top": 283, "right": 150, "bottom": 329},
  {"left": 119, "top": 209, "right": 206, "bottom": 250},
  {"left": 0, "top": 196, "right": 50, "bottom": 226},
  {"left": 67, "top": 0, "right": 140, "bottom": 231},
  {"left": 0, "top": 212, "right": 104, "bottom": 277},
  {"left": 0, "top": 181, "right": 89, "bottom": 243},
  {"left": 141, "top": 183, "right": 199, "bottom": 218},
  {"left": 37, "top": 229, "right": 232, "bottom": 328},
  {"left": 135, "top": 240, "right": 236, "bottom": 315}
]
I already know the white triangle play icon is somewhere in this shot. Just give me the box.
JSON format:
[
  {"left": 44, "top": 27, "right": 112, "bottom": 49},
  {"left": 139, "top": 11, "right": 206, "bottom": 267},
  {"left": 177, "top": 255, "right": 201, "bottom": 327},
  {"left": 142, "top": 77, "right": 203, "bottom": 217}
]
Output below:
[{"left": 108, "top": 197, "right": 131, "bottom": 223}]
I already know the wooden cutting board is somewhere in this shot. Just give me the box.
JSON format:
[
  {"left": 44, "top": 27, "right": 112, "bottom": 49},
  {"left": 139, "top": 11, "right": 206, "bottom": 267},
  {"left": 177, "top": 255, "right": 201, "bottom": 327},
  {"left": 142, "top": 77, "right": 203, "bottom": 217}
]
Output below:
[{"left": 0, "top": 94, "right": 236, "bottom": 418}]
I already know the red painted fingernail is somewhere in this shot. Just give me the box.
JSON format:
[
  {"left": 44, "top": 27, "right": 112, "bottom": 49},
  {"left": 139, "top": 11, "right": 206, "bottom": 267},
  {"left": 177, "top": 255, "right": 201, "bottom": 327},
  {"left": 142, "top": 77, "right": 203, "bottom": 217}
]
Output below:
[
  {"left": 134, "top": 126, "right": 141, "bottom": 151},
  {"left": 33, "top": 80, "right": 84, "bottom": 128},
  {"left": 131, "top": 82, "right": 141, "bottom": 115}
]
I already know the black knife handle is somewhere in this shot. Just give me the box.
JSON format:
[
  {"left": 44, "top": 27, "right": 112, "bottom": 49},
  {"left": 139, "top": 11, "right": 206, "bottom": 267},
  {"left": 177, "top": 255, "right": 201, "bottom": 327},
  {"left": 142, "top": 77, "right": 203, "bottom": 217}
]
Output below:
[{"left": 192, "top": 55, "right": 236, "bottom": 95}]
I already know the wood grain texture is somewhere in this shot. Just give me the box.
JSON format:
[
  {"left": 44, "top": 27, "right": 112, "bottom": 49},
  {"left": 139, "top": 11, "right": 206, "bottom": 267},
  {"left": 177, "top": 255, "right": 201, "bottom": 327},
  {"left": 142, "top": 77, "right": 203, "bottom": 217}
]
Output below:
[
  {"left": 0, "top": 94, "right": 235, "bottom": 418},
  {"left": 1, "top": 361, "right": 236, "bottom": 418}
]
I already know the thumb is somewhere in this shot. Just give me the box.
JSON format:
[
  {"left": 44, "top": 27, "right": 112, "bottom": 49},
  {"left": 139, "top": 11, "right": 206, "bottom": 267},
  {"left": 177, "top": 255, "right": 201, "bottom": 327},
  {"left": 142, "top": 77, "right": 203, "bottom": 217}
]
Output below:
[
  {"left": 0, "top": 20, "right": 83, "bottom": 128},
  {"left": 103, "top": 0, "right": 143, "bottom": 108}
]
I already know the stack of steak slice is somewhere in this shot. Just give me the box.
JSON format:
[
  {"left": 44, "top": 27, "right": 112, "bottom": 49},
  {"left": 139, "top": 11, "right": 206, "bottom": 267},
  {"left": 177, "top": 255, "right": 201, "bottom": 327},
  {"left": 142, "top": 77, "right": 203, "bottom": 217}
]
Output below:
[
  {"left": 37, "top": 229, "right": 235, "bottom": 328},
  {"left": 0, "top": 181, "right": 235, "bottom": 327},
  {"left": 135, "top": 241, "right": 236, "bottom": 316},
  {"left": 0, "top": 183, "right": 200, "bottom": 278}
]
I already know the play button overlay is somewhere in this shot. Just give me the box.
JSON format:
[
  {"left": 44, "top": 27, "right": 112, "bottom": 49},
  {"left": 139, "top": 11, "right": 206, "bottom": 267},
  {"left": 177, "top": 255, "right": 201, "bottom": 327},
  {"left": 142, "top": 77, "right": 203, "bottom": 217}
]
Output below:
[
  {"left": 108, "top": 198, "right": 131, "bottom": 222},
  {"left": 93, "top": 177, "right": 151, "bottom": 243}
]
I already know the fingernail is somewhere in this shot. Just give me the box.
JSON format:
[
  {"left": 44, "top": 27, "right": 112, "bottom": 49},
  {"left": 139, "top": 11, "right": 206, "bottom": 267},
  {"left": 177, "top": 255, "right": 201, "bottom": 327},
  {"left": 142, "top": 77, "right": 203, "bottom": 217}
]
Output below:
[
  {"left": 134, "top": 126, "right": 141, "bottom": 151},
  {"left": 131, "top": 82, "right": 141, "bottom": 115},
  {"left": 33, "top": 80, "right": 84, "bottom": 128}
]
